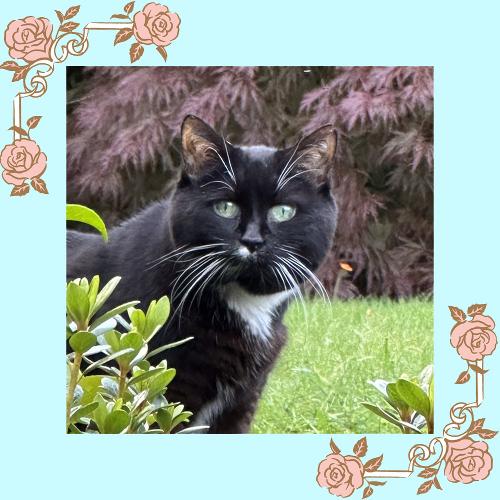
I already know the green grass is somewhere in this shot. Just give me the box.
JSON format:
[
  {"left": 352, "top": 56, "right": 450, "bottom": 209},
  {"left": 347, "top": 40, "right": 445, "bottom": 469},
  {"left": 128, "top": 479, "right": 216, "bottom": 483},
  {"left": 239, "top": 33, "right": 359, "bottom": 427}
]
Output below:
[{"left": 251, "top": 298, "right": 433, "bottom": 434}]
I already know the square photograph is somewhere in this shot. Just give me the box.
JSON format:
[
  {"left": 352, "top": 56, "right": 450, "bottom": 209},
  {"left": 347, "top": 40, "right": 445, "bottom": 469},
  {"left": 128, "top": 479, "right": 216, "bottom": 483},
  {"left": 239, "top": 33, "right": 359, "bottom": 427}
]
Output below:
[{"left": 66, "top": 66, "right": 433, "bottom": 434}]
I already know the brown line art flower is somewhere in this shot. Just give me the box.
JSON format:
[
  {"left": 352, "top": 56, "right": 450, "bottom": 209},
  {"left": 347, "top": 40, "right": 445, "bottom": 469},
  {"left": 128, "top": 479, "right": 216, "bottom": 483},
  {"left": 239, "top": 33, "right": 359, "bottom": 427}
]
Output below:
[
  {"left": 4, "top": 16, "right": 53, "bottom": 62},
  {"left": 0, "top": 138, "right": 47, "bottom": 190},
  {"left": 443, "top": 438, "right": 493, "bottom": 484},
  {"left": 132, "top": 2, "right": 180, "bottom": 48},
  {"left": 450, "top": 313, "right": 497, "bottom": 362},
  {"left": 317, "top": 453, "right": 365, "bottom": 498}
]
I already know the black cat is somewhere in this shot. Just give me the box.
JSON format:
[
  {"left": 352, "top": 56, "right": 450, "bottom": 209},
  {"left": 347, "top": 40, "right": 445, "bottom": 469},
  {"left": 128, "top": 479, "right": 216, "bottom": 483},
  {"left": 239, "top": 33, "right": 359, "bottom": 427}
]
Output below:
[{"left": 67, "top": 115, "right": 338, "bottom": 433}]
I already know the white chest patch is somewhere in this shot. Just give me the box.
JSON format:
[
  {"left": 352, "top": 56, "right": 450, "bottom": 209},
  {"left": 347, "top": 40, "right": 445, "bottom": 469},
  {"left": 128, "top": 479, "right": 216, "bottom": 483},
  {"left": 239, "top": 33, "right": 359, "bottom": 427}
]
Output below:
[{"left": 220, "top": 283, "right": 295, "bottom": 341}]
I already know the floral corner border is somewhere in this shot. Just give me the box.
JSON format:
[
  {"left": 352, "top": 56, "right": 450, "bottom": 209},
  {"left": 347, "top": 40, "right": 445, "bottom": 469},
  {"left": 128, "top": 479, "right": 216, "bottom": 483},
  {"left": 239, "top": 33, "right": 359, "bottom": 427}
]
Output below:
[
  {"left": 316, "top": 304, "right": 497, "bottom": 498},
  {"left": 0, "top": 1, "right": 181, "bottom": 196}
]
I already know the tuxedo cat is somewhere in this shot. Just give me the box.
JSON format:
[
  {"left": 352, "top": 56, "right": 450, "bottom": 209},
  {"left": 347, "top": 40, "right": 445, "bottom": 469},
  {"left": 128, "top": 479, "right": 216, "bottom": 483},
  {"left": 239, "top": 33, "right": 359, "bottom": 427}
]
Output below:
[{"left": 67, "top": 115, "right": 338, "bottom": 433}]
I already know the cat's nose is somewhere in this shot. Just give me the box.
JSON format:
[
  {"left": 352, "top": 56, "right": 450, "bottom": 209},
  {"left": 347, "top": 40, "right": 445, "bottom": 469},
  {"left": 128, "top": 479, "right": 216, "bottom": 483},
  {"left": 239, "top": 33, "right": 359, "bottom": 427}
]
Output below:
[
  {"left": 241, "top": 223, "right": 265, "bottom": 253},
  {"left": 241, "top": 236, "right": 264, "bottom": 253}
]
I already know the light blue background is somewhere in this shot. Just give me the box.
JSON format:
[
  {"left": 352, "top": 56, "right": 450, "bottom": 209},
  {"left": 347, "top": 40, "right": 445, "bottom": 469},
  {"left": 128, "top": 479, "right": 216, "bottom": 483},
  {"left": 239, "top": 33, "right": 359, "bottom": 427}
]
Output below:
[{"left": 0, "top": 0, "right": 499, "bottom": 498}]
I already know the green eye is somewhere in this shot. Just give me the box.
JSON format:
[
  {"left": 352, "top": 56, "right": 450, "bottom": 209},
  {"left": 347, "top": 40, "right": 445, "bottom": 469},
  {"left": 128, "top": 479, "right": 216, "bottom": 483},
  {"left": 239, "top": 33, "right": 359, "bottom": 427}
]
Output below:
[
  {"left": 269, "top": 204, "right": 296, "bottom": 223},
  {"left": 213, "top": 200, "right": 240, "bottom": 219}
]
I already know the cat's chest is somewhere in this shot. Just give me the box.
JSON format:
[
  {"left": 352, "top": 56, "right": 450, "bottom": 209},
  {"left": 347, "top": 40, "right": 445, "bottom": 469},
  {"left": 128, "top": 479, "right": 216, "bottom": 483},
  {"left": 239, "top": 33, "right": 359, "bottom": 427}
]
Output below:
[{"left": 218, "top": 282, "right": 294, "bottom": 341}]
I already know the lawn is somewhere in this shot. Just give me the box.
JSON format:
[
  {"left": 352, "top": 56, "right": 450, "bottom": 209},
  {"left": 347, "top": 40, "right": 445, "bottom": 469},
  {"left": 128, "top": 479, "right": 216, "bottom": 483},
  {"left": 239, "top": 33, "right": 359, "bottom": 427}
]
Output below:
[{"left": 251, "top": 298, "right": 433, "bottom": 434}]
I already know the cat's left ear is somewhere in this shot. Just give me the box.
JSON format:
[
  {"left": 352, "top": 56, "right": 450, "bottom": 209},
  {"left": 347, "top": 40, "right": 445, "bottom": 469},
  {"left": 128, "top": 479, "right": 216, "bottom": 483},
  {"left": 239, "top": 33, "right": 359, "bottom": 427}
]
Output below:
[{"left": 294, "top": 125, "right": 337, "bottom": 182}]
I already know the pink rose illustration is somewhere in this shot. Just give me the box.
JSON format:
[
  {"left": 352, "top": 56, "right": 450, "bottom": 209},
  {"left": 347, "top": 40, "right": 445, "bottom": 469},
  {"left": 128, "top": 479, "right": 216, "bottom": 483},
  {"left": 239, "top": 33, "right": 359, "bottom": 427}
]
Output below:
[
  {"left": 317, "top": 453, "right": 364, "bottom": 497},
  {"left": 0, "top": 138, "right": 47, "bottom": 186},
  {"left": 133, "top": 2, "right": 180, "bottom": 47},
  {"left": 4, "top": 16, "right": 53, "bottom": 62},
  {"left": 444, "top": 438, "right": 493, "bottom": 484},
  {"left": 450, "top": 314, "right": 497, "bottom": 361}
]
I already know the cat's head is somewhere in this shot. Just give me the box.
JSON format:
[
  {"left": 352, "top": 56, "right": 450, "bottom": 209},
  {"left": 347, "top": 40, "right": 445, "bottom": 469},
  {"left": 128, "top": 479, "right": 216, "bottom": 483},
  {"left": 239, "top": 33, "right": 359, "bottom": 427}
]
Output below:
[{"left": 170, "top": 115, "right": 338, "bottom": 295}]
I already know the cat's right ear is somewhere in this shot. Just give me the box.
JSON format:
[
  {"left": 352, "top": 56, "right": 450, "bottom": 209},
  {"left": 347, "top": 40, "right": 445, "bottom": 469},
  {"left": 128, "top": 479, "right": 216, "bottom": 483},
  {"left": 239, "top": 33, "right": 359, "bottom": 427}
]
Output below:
[{"left": 181, "top": 115, "right": 223, "bottom": 176}]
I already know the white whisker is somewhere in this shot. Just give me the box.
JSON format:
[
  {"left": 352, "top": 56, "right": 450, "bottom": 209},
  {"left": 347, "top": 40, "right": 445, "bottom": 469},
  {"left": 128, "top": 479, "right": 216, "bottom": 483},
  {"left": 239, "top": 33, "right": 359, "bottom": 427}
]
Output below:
[{"left": 207, "top": 146, "right": 236, "bottom": 185}]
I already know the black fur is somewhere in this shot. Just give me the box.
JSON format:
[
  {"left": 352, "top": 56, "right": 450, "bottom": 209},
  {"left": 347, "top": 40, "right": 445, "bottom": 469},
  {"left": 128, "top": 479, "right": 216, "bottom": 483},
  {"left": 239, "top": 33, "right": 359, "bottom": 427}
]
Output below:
[{"left": 67, "top": 116, "right": 338, "bottom": 433}]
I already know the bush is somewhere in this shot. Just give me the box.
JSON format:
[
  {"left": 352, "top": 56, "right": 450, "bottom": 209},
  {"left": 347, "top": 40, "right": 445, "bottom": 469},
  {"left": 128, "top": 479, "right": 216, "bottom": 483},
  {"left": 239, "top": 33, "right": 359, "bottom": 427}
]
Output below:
[{"left": 66, "top": 275, "right": 200, "bottom": 434}]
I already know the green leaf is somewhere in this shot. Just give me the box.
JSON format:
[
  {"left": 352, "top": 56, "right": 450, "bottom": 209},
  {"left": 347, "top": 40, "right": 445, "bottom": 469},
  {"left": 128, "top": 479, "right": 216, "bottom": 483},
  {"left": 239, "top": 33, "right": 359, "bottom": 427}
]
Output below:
[
  {"left": 128, "top": 367, "right": 164, "bottom": 387},
  {"left": 83, "top": 348, "right": 134, "bottom": 374},
  {"left": 92, "top": 393, "right": 108, "bottom": 433},
  {"left": 146, "top": 336, "right": 193, "bottom": 360},
  {"left": 78, "top": 277, "right": 89, "bottom": 294},
  {"left": 146, "top": 368, "right": 176, "bottom": 399},
  {"left": 66, "top": 282, "right": 90, "bottom": 327},
  {"left": 93, "top": 277, "right": 121, "bottom": 315},
  {"left": 176, "top": 425, "right": 209, "bottom": 434},
  {"left": 66, "top": 204, "right": 108, "bottom": 242},
  {"left": 143, "top": 296, "right": 170, "bottom": 341},
  {"left": 155, "top": 407, "right": 173, "bottom": 432},
  {"left": 79, "top": 375, "right": 103, "bottom": 405},
  {"left": 361, "top": 402, "right": 422, "bottom": 433},
  {"left": 170, "top": 411, "right": 193, "bottom": 431},
  {"left": 386, "top": 382, "right": 410, "bottom": 415},
  {"left": 128, "top": 307, "right": 146, "bottom": 334},
  {"left": 69, "top": 331, "right": 97, "bottom": 353},
  {"left": 87, "top": 276, "right": 100, "bottom": 314},
  {"left": 104, "top": 330, "right": 121, "bottom": 353},
  {"left": 104, "top": 410, "right": 130, "bottom": 433},
  {"left": 395, "top": 379, "right": 431, "bottom": 420},
  {"left": 70, "top": 401, "right": 99, "bottom": 423},
  {"left": 117, "top": 331, "right": 144, "bottom": 365},
  {"left": 428, "top": 375, "right": 434, "bottom": 407},
  {"left": 89, "top": 300, "right": 140, "bottom": 330}
]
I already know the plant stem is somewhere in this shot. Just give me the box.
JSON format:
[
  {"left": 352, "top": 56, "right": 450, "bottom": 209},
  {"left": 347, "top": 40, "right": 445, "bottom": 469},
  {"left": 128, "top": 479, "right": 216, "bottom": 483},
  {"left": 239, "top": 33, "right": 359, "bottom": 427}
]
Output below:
[
  {"left": 118, "top": 365, "right": 128, "bottom": 399},
  {"left": 66, "top": 352, "right": 83, "bottom": 431}
]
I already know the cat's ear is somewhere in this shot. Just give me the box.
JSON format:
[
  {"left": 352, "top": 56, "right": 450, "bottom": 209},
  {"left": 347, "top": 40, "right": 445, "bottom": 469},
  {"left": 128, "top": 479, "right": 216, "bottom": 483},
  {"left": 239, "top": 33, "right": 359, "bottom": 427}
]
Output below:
[
  {"left": 293, "top": 125, "right": 337, "bottom": 181},
  {"left": 181, "top": 115, "right": 224, "bottom": 176}
]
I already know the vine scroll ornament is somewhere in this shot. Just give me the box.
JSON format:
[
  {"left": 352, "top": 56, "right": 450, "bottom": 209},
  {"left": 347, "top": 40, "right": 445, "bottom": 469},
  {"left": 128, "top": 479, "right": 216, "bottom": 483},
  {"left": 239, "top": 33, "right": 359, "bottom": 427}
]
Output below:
[
  {"left": 0, "top": 2, "right": 180, "bottom": 196},
  {"left": 317, "top": 304, "right": 497, "bottom": 497}
]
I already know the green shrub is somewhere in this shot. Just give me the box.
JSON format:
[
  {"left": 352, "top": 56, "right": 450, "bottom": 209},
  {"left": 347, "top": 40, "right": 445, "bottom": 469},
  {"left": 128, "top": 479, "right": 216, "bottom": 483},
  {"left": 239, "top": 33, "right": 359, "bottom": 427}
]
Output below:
[
  {"left": 362, "top": 365, "right": 434, "bottom": 433},
  {"left": 66, "top": 275, "right": 201, "bottom": 434}
]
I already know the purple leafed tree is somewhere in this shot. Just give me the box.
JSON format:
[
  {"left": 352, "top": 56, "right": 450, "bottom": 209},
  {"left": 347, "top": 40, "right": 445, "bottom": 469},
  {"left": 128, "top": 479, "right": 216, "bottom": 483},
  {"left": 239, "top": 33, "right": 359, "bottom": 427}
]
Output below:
[{"left": 66, "top": 66, "right": 433, "bottom": 298}]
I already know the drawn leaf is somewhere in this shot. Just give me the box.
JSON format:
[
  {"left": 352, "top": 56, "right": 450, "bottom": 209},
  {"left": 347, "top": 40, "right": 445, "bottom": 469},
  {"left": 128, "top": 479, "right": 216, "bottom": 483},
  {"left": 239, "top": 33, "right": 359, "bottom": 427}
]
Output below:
[
  {"left": 111, "top": 14, "right": 130, "bottom": 20},
  {"left": 417, "top": 480, "right": 433, "bottom": 495},
  {"left": 467, "top": 303, "right": 487, "bottom": 316},
  {"left": 157, "top": 46, "right": 167, "bottom": 62},
  {"left": 448, "top": 306, "right": 466, "bottom": 322},
  {"left": 362, "top": 486, "right": 373, "bottom": 499},
  {"left": 129, "top": 42, "right": 144, "bottom": 63},
  {"left": 64, "top": 5, "right": 80, "bottom": 19},
  {"left": 59, "top": 21, "right": 79, "bottom": 33},
  {"left": 353, "top": 436, "right": 367, "bottom": 458},
  {"left": 0, "top": 60, "right": 21, "bottom": 71},
  {"left": 27, "top": 116, "right": 42, "bottom": 129},
  {"left": 468, "top": 363, "right": 488, "bottom": 375},
  {"left": 124, "top": 1, "right": 135, "bottom": 14},
  {"left": 364, "top": 455, "right": 383, "bottom": 472},
  {"left": 329, "top": 438, "right": 341, "bottom": 454},
  {"left": 114, "top": 28, "right": 133, "bottom": 45},
  {"left": 418, "top": 467, "right": 438, "bottom": 478},
  {"left": 8, "top": 125, "right": 28, "bottom": 136},
  {"left": 433, "top": 477, "right": 442, "bottom": 490},
  {"left": 469, "top": 418, "right": 485, "bottom": 434},
  {"left": 31, "top": 177, "right": 48, "bottom": 194},
  {"left": 477, "top": 428, "right": 498, "bottom": 439},
  {"left": 455, "top": 370, "right": 470, "bottom": 384},
  {"left": 367, "top": 481, "right": 386, "bottom": 486},
  {"left": 55, "top": 10, "right": 65, "bottom": 22},
  {"left": 11, "top": 184, "right": 30, "bottom": 197},
  {"left": 12, "top": 66, "right": 29, "bottom": 82}
]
